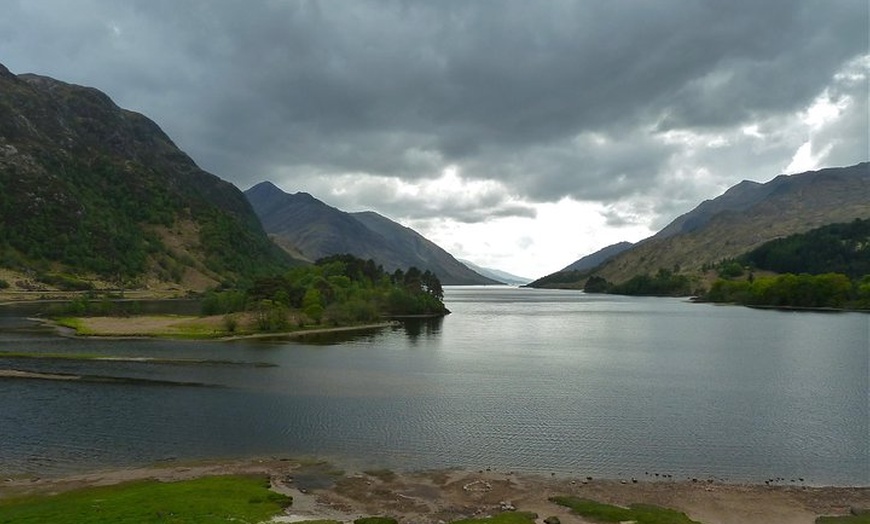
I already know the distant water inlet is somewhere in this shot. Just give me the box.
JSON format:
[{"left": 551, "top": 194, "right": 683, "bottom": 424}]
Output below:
[{"left": 0, "top": 288, "right": 867, "bottom": 485}]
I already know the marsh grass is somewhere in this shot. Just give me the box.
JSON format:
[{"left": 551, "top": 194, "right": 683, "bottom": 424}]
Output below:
[
  {"left": 816, "top": 512, "right": 870, "bottom": 524},
  {"left": 451, "top": 512, "right": 539, "bottom": 524},
  {"left": 353, "top": 518, "right": 399, "bottom": 524},
  {"left": 0, "top": 475, "right": 290, "bottom": 524},
  {"left": 550, "top": 496, "right": 702, "bottom": 524}
]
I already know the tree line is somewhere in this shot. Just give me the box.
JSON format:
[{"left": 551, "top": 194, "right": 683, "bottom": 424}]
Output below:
[
  {"left": 201, "top": 254, "right": 448, "bottom": 332},
  {"left": 699, "top": 219, "right": 869, "bottom": 309}
]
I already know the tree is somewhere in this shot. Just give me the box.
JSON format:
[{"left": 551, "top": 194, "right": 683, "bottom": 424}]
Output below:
[
  {"left": 302, "top": 287, "right": 324, "bottom": 323},
  {"left": 421, "top": 270, "right": 444, "bottom": 300}
]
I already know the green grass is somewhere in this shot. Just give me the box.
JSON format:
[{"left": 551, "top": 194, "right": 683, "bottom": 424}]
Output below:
[
  {"left": 354, "top": 518, "right": 399, "bottom": 524},
  {"left": 51, "top": 316, "right": 229, "bottom": 340},
  {"left": 0, "top": 475, "right": 290, "bottom": 524},
  {"left": 817, "top": 513, "right": 870, "bottom": 524},
  {"left": 450, "top": 512, "right": 539, "bottom": 524},
  {"left": 53, "top": 317, "right": 92, "bottom": 334},
  {"left": 550, "top": 496, "right": 702, "bottom": 524}
]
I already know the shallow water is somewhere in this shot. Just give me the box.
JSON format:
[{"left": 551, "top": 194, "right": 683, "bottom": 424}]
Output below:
[{"left": 0, "top": 287, "right": 867, "bottom": 485}]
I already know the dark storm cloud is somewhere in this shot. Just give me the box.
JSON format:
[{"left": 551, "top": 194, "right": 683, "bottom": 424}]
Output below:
[{"left": 1, "top": 0, "right": 867, "bottom": 224}]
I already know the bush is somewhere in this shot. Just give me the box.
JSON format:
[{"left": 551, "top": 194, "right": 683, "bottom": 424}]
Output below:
[
  {"left": 223, "top": 314, "right": 239, "bottom": 333},
  {"left": 202, "top": 290, "right": 248, "bottom": 315},
  {"left": 583, "top": 275, "right": 610, "bottom": 293},
  {"left": 717, "top": 260, "right": 744, "bottom": 279},
  {"left": 705, "top": 272, "right": 862, "bottom": 309},
  {"left": 255, "top": 300, "right": 289, "bottom": 331}
]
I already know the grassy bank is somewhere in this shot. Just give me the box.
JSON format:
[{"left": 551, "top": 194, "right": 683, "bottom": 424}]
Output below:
[
  {"left": 551, "top": 495, "right": 701, "bottom": 523},
  {"left": 52, "top": 314, "right": 236, "bottom": 339},
  {"left": 46, "top": 314, "right": 395, "bottom": 341},
  {"left": 1, "top": 459, "right": 867, "bottom": 524},
  {"left": 0, "top": 475, "right": 290, "bottom": 523}
]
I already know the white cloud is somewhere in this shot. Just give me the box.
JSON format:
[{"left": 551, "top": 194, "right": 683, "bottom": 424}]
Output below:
[{"left": 408, "top": 199, "right": 654, "bottom": 278}]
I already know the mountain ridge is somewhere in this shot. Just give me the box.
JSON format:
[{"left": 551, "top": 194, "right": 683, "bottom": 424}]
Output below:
[
  {"left": 530, "top": 162, "right": 870, "bottom": 288},
  {"left": 560, "top": 241, "right": 635, "bottom": 273},
  {"left": 245, "top": 182, "right": 500, "bottom": 285}
]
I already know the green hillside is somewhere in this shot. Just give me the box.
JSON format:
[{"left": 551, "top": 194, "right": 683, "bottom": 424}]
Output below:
[
  {"left": 740, "top": 218, "right": 870, "bottom": 278},
  {"left": 0, "top": 64, "right": 291, "bottom": 293},
  {"left": 528, "top": 163, "right": 870, "bottom": 293}
]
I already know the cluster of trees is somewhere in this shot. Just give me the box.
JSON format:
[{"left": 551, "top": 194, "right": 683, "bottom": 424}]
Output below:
[
  {"left": 584, "top": 268, "right": 694, "bottom": 297},
  {"left": 741, "top": 218, "right": 869, "bottom": 278},
  {"left": 705, "top": 273, "right": 870, "bottom": 309},
  {"left": 0, "top": 158, "right": 172, "bottom": 279},
  {"left": 702, "top": 219, "right": 870, "bottom": 309},
  {"left": 201, "top": 254, "right": 448, "bottom": 331}
]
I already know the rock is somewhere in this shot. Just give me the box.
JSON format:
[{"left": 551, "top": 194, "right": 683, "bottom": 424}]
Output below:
[{"left": 544, "top": 517, "right": 561, "bottom": 524}]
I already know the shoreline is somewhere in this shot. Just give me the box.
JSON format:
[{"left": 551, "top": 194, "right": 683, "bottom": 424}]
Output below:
[{"left": 1, "top": 457, "right": 867, "bottom": 524}]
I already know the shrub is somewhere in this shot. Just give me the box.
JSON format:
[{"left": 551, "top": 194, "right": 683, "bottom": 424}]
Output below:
[{"left": 223, "top": 313, "right": 239, "bottom": 333}]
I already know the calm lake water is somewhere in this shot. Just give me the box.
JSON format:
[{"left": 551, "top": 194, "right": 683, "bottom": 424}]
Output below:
[{"left": 0, "top": 287, "right": 867, "bottom": 485}]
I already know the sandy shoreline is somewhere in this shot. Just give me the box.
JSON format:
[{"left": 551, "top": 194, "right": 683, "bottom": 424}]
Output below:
[{"left": 1, "top": 457, "right": 867, "bottom": 524}]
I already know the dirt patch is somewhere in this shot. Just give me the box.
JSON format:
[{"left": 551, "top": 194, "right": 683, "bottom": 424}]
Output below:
[
  {"left": 71, "top": 315, "right": 225, "bottom": 337},
  {"left": 2, "top": 459, "right": 866, "bottom": 524}
]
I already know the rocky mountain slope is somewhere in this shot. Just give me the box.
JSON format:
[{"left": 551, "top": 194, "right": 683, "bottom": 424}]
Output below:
[
  {"left": 531, "top": 163, "right": 870, "bottom": 288},
  {"left": 245, "top": 182, "right": 500, "bottom": 285},
  {"left": 0, "top": 64, "right": 291, "bottom": 293}
]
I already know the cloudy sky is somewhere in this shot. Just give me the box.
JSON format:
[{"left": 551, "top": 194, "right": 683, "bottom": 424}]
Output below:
[{"left": 2, "top": 1, "right": 868, "bottom": 278}]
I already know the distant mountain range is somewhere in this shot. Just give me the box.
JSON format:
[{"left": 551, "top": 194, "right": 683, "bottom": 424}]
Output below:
[
  {"left": 4, "top": 64, "right": 865, "bottom": 295},
  {"left": 530, "top": 162, "right": 870, "bottom": 288},
  {"left": 245, "top": 182, "right": 501, "bottom": 285},
  {"left": 459, "top": 260, "right": 531, "bottom": 286},
  {"left": 0, "top": 63, "right": 290, "bottom": 292}
]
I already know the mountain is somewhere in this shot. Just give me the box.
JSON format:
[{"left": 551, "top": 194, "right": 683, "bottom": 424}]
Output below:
[
  {"left": 530, "top": 163, "right": 870, "bottom": 288},
  {"left": 349, "top": 211, "right": 502, "bottom": 285},
  {"left": 560, "top": 241, "right": 634, "bottom": 273},
  {"left": 459, "top": 260, "right": 530, "bottom": 286},
  {"left": 0, "top": 64, "right": 291, "bottom": 292},
  {"left": 245, "top": 182, "right": 500, "bottom": 285}
]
